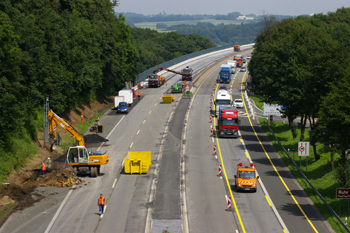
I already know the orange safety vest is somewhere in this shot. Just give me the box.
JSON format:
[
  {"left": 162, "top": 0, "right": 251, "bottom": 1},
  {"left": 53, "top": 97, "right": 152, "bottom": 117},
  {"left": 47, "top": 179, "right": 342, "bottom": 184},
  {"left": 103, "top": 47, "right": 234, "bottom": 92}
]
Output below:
[
  {"left": 138, "top": 91, "right": 141, "bottom": 96},
  {"left": 42, "top": 162, "right": 46, "bottom": 171},
  {"left": 98, "top": 197, "right": 105, "bottom": 205}
]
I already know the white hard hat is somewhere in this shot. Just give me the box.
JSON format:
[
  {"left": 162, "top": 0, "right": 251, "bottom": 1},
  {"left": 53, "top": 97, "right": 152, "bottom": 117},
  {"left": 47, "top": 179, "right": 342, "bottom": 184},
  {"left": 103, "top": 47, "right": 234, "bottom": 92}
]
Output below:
[{"left": 48, "top": 157, "right": 50, "bottom": 159}]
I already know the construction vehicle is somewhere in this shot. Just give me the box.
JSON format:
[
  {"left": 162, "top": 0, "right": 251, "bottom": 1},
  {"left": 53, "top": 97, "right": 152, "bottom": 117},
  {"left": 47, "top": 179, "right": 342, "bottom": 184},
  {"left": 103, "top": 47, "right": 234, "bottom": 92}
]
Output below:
[
  {"left": 234, "top": 163, "right": 259, "bottom": 192},
  {"left": 48, "top": 110, "right": 109, "bottom": 177},
  {"left": 148, "top": 74, "right": 166, "bottom": 88},
  {"left": 233, "top": 45, "right": 241, "bottom": 52},
  {"left": 124, "top": 151, "right": 151, "bottom": 174},
  {"left": 172, "top": 82, "right": 184, "bottom": 93},
  {"left": 90, "top": 118, "right": 103, "bottom": 133},
  {"left": 151, "top": 66, "right": 193, "bottom": 83}
]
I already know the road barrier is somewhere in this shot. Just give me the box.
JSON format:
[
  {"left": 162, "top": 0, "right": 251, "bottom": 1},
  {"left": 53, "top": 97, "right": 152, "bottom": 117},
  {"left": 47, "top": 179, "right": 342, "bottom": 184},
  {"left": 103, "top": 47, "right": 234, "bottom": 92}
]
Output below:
[
  {"left": 218, "top": 164, "right": 222, "bottom": 176},
  {"left": 213, "top": 145, "right": 217, "bottom": 155},
  {"left": 227, "top": 196, "right": 232, "bottom": 211},
  {"left": 264, "top": 121, "right": 350, "bottom": 232}
]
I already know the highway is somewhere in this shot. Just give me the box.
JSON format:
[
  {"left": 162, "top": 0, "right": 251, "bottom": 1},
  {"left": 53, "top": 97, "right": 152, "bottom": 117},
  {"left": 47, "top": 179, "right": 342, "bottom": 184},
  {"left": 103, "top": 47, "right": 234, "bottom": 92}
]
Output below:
[{"left": 0, "top": 45, "right": 334, "bottom": 233}]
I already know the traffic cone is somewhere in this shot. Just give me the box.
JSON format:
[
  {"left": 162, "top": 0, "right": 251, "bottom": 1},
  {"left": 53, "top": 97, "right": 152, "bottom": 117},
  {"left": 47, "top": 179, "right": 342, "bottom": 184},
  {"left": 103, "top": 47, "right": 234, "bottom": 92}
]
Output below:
[
  {"left": 209, "top": 115, "right": 212, "bottom": 123},
  {"left": 227, "top": 196, "right": 232, "bottom": 210},
  {"left": 218, "top": 164, "right": 222, "bottom": 176},
  {"left": 213, "top": 145, "right": 217, "bottom": 155}
]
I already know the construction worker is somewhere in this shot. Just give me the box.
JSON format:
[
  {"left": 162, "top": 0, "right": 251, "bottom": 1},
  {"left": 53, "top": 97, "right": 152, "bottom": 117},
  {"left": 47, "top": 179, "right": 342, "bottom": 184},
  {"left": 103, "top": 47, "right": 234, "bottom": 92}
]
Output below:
[
  {"left": 41, "top": 162, "right": 46, "bottom": 177},
  {"left": 98, "top": 194, "right": 106, "bottom": 215},
  {"left": 138, "top": 91, "right": 141, "bottom": 100},
  {"left": 184, "top": 81, "right": 186, "bottom": 86}
]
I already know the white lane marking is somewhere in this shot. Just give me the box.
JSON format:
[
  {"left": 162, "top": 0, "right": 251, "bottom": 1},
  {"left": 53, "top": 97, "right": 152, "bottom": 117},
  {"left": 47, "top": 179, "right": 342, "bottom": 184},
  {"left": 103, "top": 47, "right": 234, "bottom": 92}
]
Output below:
[
  {"left": 220, "top": 176, "right": 222, "bottom": 179},
  {"left": 155, "top": 103, "right": 157, "bottom": 106},
  {"left": 44, "top": 188, "right": 74, "bottom": 233},
  {"left": 137, "top": 130, "right": 140, "bottom": 135},
  {"left": 212, "top": 137, "right": 214, "bottom": 143},
  {"left": 149, "top": 111, "right": 152, "bottom": 114},
  {"left": 100, "top": 205, "right": 107, "bottom": 218},
  {"left": 112, "top": 179, "right": 117, "bottom": 188},
  {"left": 215, "top": 155, "right": 217, "bottom": 159},
  {"left": 122, "top": 160, "right": 125, "bottom": 166},
  {"left": 236, "top": 230, "right": 239, "bottom": 233},
  {"left": 130, "top": 142, "right": 134, "bottom": 148},
  {"left": 238, "top": 131, "right": 289, "bottom": 232},
  {"left": 143, "top": 120, "right": 146, "bottom": 124}
]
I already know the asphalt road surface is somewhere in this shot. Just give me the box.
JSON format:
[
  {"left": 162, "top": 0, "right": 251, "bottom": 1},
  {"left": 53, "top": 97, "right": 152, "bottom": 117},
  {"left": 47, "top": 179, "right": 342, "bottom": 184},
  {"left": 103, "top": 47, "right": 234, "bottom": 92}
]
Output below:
[{"left": 0, "top": 45, "right": 334, "bottom": 233}]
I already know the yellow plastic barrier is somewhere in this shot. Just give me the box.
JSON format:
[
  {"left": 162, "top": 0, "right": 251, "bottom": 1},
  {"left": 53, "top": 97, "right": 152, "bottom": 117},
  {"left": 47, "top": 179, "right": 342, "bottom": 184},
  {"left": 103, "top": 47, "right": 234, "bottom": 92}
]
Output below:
[
  {"left": 162, "top": 94, "right": 175, "bottom": 103},
  {"left": 124, "top": 151, "right": 151, "bottom": 174}
]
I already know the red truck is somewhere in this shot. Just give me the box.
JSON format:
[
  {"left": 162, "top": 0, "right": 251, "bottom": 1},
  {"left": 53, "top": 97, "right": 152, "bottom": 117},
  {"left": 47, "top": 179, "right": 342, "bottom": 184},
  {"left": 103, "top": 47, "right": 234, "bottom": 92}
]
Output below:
[{"left": 217, "top": 106, "right": 240, "bottom": 138}]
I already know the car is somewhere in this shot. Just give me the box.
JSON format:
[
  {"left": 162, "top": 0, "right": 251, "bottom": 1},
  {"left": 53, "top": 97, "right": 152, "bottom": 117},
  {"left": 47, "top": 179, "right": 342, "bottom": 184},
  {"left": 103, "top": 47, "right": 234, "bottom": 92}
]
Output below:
[
  {"left": 247, "top": 55, "right": 251, "bottom": 59},
  {"left": 117, "top": 102, "right": 128, "bottom": 113},
  {"left": 234, "top": 99, "right": 244, "bottom": 108},
  {"left": 234, "top": 163, "right": 259, "bottom": 192},
  {"left": 219, "top": 86, "right": 227, "bottom": 90},
  {"left": 243, "top": 59, "right": 246, "bottom": 63},
  {"left": 240, "top": 66, "right": 247, "bottom": 72}
]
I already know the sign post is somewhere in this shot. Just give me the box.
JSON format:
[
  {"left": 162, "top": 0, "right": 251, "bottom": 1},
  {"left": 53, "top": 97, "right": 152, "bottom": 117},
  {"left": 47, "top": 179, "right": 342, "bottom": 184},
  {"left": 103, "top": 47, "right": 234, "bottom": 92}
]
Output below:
[
  {"left": 298, "top": 141, "right": 310, "bottom": 170},
  {"left": 336, "top": 188, "right": 350, "bottom": 216}
]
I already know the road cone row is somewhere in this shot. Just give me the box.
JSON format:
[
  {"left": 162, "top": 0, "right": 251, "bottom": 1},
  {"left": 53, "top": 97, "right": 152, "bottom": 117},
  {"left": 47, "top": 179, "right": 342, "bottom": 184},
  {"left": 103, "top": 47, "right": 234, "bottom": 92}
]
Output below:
[{"left": 218, "top": 164, "right": 222, "bottom": 176}]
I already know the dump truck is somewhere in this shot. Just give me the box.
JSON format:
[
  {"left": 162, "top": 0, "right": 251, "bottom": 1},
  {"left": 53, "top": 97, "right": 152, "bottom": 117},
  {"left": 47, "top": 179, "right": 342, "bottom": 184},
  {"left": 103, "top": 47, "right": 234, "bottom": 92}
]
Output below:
[
  {"left": 148, "top": 74, "right": 166, "bottom": 88},
  {"left": 233, "top": 45, "right": 241, "bottom": 52},
  {"left": 48, "top": 109, "right": 109, "bottom": 177},
  {"left": 234, "top": 163, "right": 259, "bottom": 192},
  {"left": 172, "top": 82, "right": 184, "bottom": 93}
]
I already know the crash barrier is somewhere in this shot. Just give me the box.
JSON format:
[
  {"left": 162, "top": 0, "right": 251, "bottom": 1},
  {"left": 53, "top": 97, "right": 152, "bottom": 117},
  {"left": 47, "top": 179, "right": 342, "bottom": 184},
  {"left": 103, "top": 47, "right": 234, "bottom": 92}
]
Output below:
[
  {"left": 135, "top": 45, "right": 231, "bottom": 84},
  {"left": 264, "top": 121, "right": 350, "bottom": 232},
  {"left": 124, "top": 151, "right": 151, "bottom": 174},
  {"left": 162, "top": 94, "right": 175, "bottom": 103}
]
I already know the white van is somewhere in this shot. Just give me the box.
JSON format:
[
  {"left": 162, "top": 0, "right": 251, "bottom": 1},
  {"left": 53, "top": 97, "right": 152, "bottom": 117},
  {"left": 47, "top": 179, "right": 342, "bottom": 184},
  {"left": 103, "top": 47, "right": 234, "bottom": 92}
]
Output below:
[{"left": 118, "top": 89, "right": 133, "bottom": 106}]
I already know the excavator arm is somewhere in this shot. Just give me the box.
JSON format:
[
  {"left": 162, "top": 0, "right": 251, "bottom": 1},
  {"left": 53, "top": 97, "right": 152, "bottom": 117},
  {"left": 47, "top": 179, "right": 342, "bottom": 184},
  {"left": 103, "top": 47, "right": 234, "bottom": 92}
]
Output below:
[
  {"left": 48, "top": 110, "right": 85, "bottom": 146},
  {"left": 152, "top": 67, "right": 192, "bottom": 77}
]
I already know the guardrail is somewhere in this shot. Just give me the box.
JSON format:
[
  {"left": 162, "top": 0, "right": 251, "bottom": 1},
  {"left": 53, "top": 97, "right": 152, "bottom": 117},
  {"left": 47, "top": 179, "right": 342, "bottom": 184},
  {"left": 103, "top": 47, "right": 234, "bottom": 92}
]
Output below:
[
  {"left": 134, "top": 45, "right": 231, "bottom": 84},
  {"left": 263, "top": 121, "right": 350, "bottom": 232}
]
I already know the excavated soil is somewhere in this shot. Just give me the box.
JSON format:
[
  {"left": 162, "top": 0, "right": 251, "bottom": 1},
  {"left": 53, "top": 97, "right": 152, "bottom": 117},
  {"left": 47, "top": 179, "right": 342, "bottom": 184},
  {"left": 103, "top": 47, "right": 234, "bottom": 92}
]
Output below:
[{"left": 0, "top": 96, "right": 114, "bottom": 227}]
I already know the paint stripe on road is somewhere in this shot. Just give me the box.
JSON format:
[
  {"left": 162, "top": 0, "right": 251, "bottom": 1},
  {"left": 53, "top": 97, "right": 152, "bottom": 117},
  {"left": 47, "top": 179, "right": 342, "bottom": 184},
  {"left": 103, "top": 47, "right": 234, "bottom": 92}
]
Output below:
[
  {"left": 112, "top": 179, "right": 117, "bottom": 189},
  {"left": 130, "top": 142, "right": 133, "bottom": 148},
  {"left": 137, "top": 130, "right": 140, "bottom": 135}
]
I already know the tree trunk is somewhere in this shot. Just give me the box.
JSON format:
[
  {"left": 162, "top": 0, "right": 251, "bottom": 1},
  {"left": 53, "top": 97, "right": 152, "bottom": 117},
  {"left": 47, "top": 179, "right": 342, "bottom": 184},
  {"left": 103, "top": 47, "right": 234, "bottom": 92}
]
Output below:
[
  {"left": 331, "top": 152, "right": 334, "bottom": 171},
  {"left": 288, "top": 115, "right": 297, "bottom": 138}
]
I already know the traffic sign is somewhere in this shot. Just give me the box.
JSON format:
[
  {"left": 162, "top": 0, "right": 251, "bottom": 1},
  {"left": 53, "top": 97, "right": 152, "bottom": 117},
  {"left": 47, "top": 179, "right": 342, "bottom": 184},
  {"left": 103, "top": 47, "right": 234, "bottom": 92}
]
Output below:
[
  {"left": 185, "top": 84, "right": 190, "bottom": 92},
  {"left": 298, "top": 141, "right": 309, "bottom": 156},
  {"left": 336, "top": 188, "right": 350, "bottom": 199}
]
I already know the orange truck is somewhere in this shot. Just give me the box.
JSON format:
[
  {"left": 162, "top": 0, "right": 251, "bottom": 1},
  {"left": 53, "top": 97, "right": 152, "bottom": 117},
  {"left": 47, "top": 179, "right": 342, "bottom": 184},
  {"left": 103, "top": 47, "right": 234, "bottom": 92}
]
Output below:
[
  {"left": 233, "top": 45, "right": 241, "bottom": 52},
  {"left": 148, "top": 74, "right": 165, "bottom": 87},
  {"left": 234, "top": 163, "right": 259, "bottom": 192}
]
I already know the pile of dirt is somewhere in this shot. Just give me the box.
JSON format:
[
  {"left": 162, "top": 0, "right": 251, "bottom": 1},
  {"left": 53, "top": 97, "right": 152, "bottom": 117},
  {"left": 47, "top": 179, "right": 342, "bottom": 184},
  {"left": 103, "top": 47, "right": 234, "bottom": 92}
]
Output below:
[
  {"left": 0, "top": 185, "right": 42, "bottom": 211},
  {"left": 84, "top": 134, "right": 109, "bottom": 144},
  {"left": 18, "top": 167, "right": 84, "bottom": 188}
]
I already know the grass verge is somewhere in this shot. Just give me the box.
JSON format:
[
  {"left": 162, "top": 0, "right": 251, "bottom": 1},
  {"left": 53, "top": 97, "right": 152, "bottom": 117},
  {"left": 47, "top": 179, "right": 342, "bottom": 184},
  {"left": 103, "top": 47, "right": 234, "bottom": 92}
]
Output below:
[
  {"left": 0, "top": 202, "right": 18, "bottom": 225},
  {"left": 59, "top": 107, "right": 112, "bottom": 151},
  {"left": 258, "top": 118, "right": 346, "bottom": 233},
  {"left": 250, "top": 96, "right": 263, "bottom": 110}
]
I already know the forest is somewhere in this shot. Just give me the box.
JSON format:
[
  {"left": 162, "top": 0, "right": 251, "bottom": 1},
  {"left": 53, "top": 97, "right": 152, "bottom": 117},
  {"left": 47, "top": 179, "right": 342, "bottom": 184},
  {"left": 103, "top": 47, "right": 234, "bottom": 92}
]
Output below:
[
  {"left": 248, "top": 7, "right": 350, "bottom": 187},
  {"left": 0, "top": 0, "right": 214, "bottom": 180}
]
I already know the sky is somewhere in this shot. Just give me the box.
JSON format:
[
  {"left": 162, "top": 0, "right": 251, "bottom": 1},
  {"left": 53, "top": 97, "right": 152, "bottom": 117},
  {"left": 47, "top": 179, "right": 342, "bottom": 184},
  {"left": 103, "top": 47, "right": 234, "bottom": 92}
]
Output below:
[{"left": 114, "top": 0, "right": 350, "bottom": 16}]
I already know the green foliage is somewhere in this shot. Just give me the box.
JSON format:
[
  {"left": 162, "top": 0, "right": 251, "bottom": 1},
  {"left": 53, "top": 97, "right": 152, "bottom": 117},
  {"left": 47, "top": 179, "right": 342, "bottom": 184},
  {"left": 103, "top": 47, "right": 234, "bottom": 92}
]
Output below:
[
  {"left": 130, "top": 28, "right": 215, "bottom": 73},
  {"left": 166, "top": 21, "right": 260, "bottom": 45},
  {"left": 156, "top": 23, "right": 167, "bottom": 29}
]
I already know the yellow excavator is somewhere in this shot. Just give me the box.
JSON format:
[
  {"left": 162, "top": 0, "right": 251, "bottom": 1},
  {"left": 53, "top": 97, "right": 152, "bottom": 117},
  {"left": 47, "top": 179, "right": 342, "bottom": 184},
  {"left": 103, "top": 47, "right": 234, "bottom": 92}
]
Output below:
[{"left": 48, "top": 110, "right": 109, "bottom": 177}]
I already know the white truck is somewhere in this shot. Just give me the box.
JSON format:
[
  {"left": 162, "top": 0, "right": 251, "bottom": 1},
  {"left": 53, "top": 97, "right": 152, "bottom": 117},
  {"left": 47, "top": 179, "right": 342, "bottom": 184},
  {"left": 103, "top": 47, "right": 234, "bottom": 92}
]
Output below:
[
  {"left": 114, "top": 96, "right": 125, "bottom": 109},
  {"left": 215, "top": 90, "right": 233, "bottom": 117},
  {"left": 118, "top": 89, "right": 133, "bottom": 106},
  {"left": 227, "top": 60, "right": 237, "bottom": 74}
]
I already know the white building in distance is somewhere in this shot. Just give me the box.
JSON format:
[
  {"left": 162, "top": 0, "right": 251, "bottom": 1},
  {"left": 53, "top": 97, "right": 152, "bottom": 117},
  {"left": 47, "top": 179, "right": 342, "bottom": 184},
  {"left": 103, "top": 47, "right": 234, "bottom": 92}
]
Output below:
[{"left": 237, "top": 16, "right": 254, "bottom": 20}]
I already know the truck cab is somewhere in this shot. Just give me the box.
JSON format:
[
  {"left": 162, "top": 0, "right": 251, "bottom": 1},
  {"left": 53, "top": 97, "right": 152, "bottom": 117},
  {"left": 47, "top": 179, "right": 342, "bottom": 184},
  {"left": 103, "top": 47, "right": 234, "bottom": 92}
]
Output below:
[
  {"left": 181, "top": 67, "right": 193, "bottom": 81},
  {"left": 217, "top": 107, "right": 240, "bottom": 137},
  {"left": 219, "top": 64, "right": 231, "bottom": 83},
  {"left": 117, "top": 101, "right": 128, "bottom": 113},
  {"left": 234, "top": 55, "right": 243, "bottom": 67},
  {"left": 234, "top": 163, "right": 259, "bottom": 192}
]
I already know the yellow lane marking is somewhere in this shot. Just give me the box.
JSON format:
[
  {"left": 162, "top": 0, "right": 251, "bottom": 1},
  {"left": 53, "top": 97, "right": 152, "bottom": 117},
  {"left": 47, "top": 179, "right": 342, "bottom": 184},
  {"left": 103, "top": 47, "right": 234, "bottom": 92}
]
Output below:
[
  {"left": 239, "top": 73, "right": 318, "bottom": 232},
  {"left": 213, "top": 85, "right": 246, "bottom": 233},
  {"left": 265, "top": 195, "right": 271, "bottom": 206}
]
